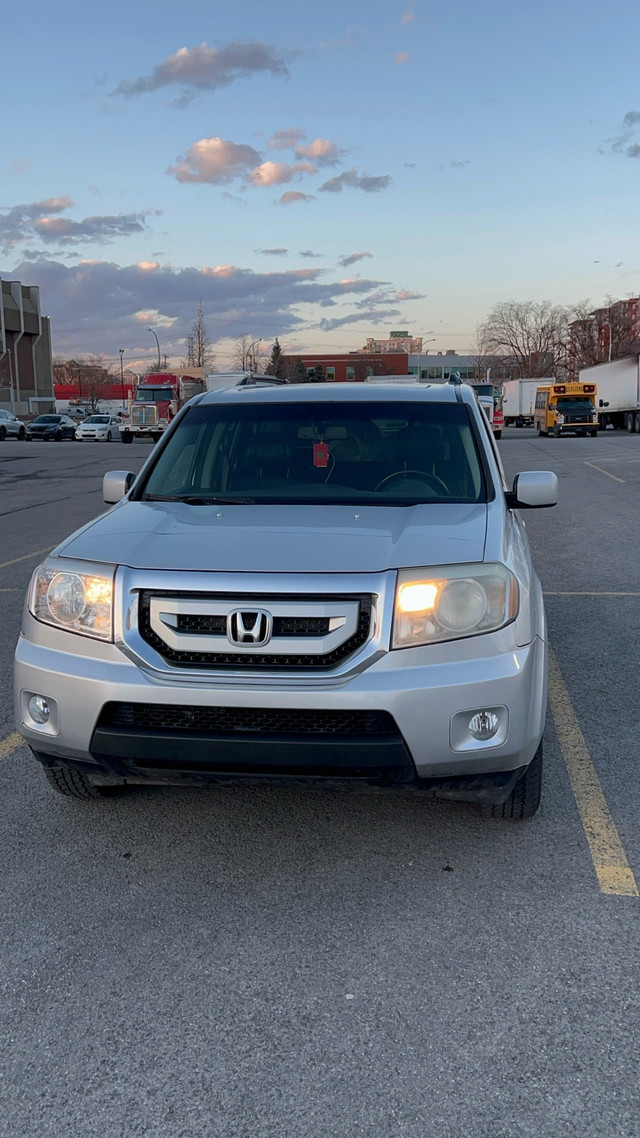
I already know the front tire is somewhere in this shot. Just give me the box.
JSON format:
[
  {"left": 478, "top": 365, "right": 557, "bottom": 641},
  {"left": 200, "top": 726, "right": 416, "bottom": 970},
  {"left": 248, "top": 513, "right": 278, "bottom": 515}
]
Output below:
[
  {"left": 0, "top": 425, "right": 6, "bottom": 441},
  {"left": 121, "top": 431, "right": 133, "bottom": 444},
  {"left": 553, "top": 425, "right": 561, "bottom": 438},
  {"left": 18, "top": 426, "right": 25, "bottom": 440},
  {"left": 43, "top": 763, "right": 114, "bottom": 799},
  {"left": 106, "top": 430, "right": 112, "bottom": 442},
  {"left": 481, "top": 741, "right": 543, "bottom": 821},
  {"left": 493, "top": 430, "right": 502, "bottom": 440}
]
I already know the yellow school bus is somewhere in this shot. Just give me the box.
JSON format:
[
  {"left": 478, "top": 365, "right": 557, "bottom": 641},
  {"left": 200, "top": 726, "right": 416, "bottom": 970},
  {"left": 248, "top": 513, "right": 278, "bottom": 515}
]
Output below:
[{"left": 534, "top": 381, "right": 598, "bottom": 438}]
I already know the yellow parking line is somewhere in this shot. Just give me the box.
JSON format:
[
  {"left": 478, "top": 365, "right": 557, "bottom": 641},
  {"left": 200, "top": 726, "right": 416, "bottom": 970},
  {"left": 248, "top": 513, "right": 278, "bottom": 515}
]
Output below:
[
  {"left": 548, "top": 648, "right": 638, "bottom": 897},
  {"left": 584, "top": 461, "right": 625, "bottom": 483},
  {"left": 0, "top": 732, "right": 24, "bottom": 761},
  {"left": 0, "top": 545, "right": 54, "bottom": 570}
]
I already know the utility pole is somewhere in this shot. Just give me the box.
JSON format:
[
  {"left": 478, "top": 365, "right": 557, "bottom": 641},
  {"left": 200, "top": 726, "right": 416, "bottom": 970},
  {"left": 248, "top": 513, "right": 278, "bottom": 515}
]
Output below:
[{"left": 119, "top": 349, "right": 126, "bottom": 410}]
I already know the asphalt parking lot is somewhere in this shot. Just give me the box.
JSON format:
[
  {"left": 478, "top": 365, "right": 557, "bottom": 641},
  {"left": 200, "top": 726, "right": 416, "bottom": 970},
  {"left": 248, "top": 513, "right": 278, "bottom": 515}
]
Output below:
[{"left": 1, "top": 430, "right": 638, "bottom": 1137}]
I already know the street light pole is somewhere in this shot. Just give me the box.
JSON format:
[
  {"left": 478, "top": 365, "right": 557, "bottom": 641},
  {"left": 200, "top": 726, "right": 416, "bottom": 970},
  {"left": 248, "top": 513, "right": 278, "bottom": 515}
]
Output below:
[
  {"left": 148, "top": 328, "right": 161, "bottom": 369},
  {"left": 119, "top": 349, "right": 126, "bottom": 410},
  {"left": 245, "top": 337, "right": 262, "bottom": 370}
]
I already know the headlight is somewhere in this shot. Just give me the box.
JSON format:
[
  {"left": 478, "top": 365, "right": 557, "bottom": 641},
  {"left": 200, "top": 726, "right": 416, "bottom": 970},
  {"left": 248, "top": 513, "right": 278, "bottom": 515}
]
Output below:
[
  {"left": 29, "top": 557, "right": 115, "bottom": 640},
  {"left": 392, "top": 563, "right": 518, "bottom": 649}
]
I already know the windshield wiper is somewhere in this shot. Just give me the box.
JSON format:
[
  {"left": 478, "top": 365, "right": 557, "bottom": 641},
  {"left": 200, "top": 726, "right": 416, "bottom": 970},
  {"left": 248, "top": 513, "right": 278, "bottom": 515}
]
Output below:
[{"left": 143, "top": 493, "right": 255, "bottom": 505}]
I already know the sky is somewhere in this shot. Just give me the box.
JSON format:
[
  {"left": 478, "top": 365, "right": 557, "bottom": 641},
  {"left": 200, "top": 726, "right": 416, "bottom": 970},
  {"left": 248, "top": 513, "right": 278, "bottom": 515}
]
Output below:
[{"left": 2, "top": 0, "right": 640, "bottom": 373}]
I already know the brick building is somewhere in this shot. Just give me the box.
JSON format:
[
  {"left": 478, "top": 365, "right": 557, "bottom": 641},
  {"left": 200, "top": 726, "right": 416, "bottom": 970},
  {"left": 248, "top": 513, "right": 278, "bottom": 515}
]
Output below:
[
  {"left": 0, "top": 275, "right": 54, "bottom": 414},
  {"left": 569, "top": 297, "right": 640, "bottom": 379},
  {"left": 281, "top": 352, "right": 410, "bottom": 382}
]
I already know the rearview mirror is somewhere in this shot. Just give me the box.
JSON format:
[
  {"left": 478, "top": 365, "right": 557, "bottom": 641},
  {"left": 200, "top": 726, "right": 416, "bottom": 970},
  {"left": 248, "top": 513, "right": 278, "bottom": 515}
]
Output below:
[{"left": 506, "top": 471, "right": 558, "bottom": 510}]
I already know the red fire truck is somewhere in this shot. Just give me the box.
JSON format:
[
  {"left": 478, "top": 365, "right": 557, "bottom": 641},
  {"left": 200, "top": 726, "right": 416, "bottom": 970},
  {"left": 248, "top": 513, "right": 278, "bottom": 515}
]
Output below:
[{"left": 120, "top": 372, "right": 205, "bottom": 444}]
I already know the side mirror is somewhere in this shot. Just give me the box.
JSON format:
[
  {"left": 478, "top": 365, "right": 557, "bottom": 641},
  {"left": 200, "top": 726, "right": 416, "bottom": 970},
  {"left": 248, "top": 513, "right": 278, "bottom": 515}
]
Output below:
[
  {"left": 103, "top": 471, "right": 135, "bottom": 504},
  {"left": 505, "top": 471, "right": 558, "bottom": 510}
]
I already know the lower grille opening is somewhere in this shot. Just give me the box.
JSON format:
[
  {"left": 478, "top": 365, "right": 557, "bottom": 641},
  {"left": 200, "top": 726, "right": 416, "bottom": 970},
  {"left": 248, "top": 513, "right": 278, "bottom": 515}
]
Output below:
[{"left": 98, "top": 702, "right": 397, "bottom": 737}]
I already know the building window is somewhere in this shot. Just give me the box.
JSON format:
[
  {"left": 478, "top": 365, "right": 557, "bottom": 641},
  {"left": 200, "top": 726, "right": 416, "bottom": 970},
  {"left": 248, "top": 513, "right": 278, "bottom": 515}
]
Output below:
[
  {"left": 326, "top": 367, "right": 335, "bottom": 381},
  {"left": 346, "top": 367, "right": 355, "bottom": 380}
]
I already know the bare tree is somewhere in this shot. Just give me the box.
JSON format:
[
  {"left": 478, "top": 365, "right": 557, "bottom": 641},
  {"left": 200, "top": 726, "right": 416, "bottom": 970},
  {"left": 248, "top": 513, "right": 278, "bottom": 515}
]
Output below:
[
  {"left": 233, "top": 335, "right": 267, "bottom": 371},
  {"left": 58, "top": 355, "right": 113, "bottom": 411},
  {"left": 185, "top": 301, "right": 215, "bottom": 372},
  {"left": 478, "top": 300, "right": 569, "bottom": 379}
]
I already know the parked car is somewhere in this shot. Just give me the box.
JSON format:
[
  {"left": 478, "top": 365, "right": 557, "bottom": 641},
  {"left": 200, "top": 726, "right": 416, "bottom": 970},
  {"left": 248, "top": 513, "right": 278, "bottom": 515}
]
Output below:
[
  {"left": 0, "top": 409, "right": 27, "bottom": 440},
  {"left": 14, "top": 381, "right": 558, "bottom": 818},
  {"left": 75, "top": 414, "right": 121, "bottom": 442},
  {"left": 25, "top": 414, "right": 78, "bottom": 441}
]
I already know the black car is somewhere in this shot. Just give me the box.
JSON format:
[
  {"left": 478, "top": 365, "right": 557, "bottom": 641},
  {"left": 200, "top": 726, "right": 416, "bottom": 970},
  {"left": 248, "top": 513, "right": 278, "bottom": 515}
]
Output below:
[{"left": 26, "top": 414, "right": 79, "bottom": 441}]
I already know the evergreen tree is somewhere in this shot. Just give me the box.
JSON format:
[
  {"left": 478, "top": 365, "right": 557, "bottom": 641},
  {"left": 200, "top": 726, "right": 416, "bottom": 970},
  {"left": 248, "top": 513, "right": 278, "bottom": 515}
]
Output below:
[{"left": 266, "top": 337, "right": 286, "bottom": 378}]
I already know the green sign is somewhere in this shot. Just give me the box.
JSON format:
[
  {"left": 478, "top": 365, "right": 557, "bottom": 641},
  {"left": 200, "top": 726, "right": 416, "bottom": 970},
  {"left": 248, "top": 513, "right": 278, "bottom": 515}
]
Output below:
[{"left": 390, "top": 330, "right": 409, "bottom": 338}]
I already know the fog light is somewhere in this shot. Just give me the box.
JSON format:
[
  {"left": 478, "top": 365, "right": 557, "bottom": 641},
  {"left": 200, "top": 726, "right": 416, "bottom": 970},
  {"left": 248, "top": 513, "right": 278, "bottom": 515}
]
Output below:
[
  {"left": 27, "top": 695, "right": 51, "bottom": 724},
  {"left": 468, "top": 711, "right": 500, "bottom": 740}
]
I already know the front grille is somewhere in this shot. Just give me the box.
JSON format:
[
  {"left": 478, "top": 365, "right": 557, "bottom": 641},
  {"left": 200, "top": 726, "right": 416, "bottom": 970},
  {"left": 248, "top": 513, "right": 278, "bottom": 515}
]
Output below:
[
  {"left": 99, "top": 702, "right": 397, "bottom": 737},
  {"left": 175, "top": 614, "right": 331, "bottom": 637},
  {"left": 138, "top": 591, "right": 372, "bottom": 671}
]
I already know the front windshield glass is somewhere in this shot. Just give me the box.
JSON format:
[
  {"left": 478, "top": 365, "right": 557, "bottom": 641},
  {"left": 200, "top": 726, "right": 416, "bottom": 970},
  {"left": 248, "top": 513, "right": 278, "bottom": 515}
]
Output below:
[
  {"left": 136, "top": 387, "right": 173, "bottom": 402},
  {"left": 557, "top": 397, "right": 594, "bottom": 412},
  {"left": 33, "top": 416, "right": 59, "bottom": 424},
  {"left": 84, "top": 415, "right": 109, "bottom": 424},
  {"left": 138, "top": 401, "right": 486, "bottom": 506}
]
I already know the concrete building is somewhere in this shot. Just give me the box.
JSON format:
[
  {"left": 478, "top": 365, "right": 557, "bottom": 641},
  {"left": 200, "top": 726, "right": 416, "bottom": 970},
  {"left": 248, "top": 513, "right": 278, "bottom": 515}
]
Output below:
[
  {"left": 361, "top": 331, "right": 423, "bottom": 354},
  {"left": 408, "top": 350, "right": 477, "bottom": 382},
  {"left": 0, "top": 275, "right": 54, "bottom": 414}
]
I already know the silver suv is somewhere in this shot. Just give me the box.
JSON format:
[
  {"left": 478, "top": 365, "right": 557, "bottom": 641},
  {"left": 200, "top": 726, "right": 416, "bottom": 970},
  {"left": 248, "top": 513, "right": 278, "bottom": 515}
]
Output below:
[{"left": 14, "top": 382, "right": 558, "bottom": 819}]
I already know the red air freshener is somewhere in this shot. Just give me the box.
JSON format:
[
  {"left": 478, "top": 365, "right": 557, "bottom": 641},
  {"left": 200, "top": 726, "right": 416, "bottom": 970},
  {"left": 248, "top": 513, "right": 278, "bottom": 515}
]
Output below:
[{"left": 313, "top": 442, "right": 329, "bottom": 468}]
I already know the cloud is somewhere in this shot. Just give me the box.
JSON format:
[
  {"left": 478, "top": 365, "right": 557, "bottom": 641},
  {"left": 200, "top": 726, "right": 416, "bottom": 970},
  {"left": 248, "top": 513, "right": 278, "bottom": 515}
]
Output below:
[
  {"left": 168, "top": 137, "right": 262, "bottom": 183},
  {"left": 400, "top": 2, "right": 416, "bottom": 24},
  {"left": 338, "top": 251, "right": 372, "bottom": 267},
  {"left": 249, "top": 160, "right": 317, "bottom": 186},
  {"left": 449, "top": 158, "right": 470, "bottom": 168},
  {"left": 607, "top": 111, "right": 640, "bottom": 157},
  {"left": 112, "top": 41, "right": 296, "bottom": 106},
  {"left": 395, "top": 289, "right": 424, "bottom": 300},
  {"left": 222, "top": 191, "right": 249, "bottom": 206},
  {"left": 34, "top": 210, "right": 154, "bottom": 246},
  {"left": 295, "top": 138, "right": 346, "bottom": 166},
  {"left": 278, "top": 191, "right": 316, "bottom": 205},
  {"left": 12, "top": 256, "right": 392, "bottom": 356},
  {"left": 11, "top": 157, "right": 31, "bottom": 174},
  {"left": 268, "top": 128, "right": 306, "bottom": 150},
  {"left": 318, "top": 167, "right": 392, "bottom": 193},
  {"left": 258, "top": 248, "right": 288, "bottom": 256},
  {"left": 395, "top": 52, "right": 410, "bottom": 64},
  {"left": 299, "top": 249, "right": 324, "bottom": 258},
  {"left": 318, "top": 307, "right": 401, "bottom": 332}
]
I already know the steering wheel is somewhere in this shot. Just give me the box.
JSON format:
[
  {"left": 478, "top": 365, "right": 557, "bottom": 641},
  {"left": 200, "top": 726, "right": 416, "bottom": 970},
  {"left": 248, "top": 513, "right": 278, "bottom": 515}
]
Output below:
[{"left": 375, "top": 469, "right": 449, "bottom": 494}]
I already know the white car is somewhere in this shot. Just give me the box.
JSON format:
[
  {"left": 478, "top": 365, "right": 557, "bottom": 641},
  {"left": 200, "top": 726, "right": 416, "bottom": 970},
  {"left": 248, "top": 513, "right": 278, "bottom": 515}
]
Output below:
[{"left": 75, "top": 414, "right": 121, "bottom": 442}]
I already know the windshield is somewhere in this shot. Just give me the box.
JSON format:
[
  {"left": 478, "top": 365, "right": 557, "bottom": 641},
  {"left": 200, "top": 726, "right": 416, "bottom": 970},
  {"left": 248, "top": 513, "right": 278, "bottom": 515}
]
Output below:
[
  {"left": 138, "top": 401, "right": 486, "bottom": 506},
  {"left": 557, "top": 397, "right": 594, "bottom": 412},
  {"left": 33, "top": 416, "right": 59, "bottom": 424},
  {"left": 83, "top": 415, "right": 109, "bottom": 424},
  {"left": 136, "top": 387, "right": 173, "bottom": 402}
]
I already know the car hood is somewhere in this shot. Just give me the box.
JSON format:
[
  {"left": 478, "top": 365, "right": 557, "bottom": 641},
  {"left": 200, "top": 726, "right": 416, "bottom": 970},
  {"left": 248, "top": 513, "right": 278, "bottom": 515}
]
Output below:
[{"left": 57, "top": 502, "right": 488, "bottom": 573}]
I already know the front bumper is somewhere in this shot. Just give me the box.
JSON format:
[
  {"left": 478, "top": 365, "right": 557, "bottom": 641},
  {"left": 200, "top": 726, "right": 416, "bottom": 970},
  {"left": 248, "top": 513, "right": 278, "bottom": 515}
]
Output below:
[{"left": 15, "top": 605, "right": 547, "bottom": 796}]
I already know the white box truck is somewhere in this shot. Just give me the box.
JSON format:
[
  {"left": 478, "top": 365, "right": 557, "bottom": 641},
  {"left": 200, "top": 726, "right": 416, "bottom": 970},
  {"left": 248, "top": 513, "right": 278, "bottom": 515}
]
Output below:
[
  {"left": 579, "top": 356, "right": 640, "bottom": 431},
  {"left": 503, "top": 379, "right": 552, "bottom": 427}
]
